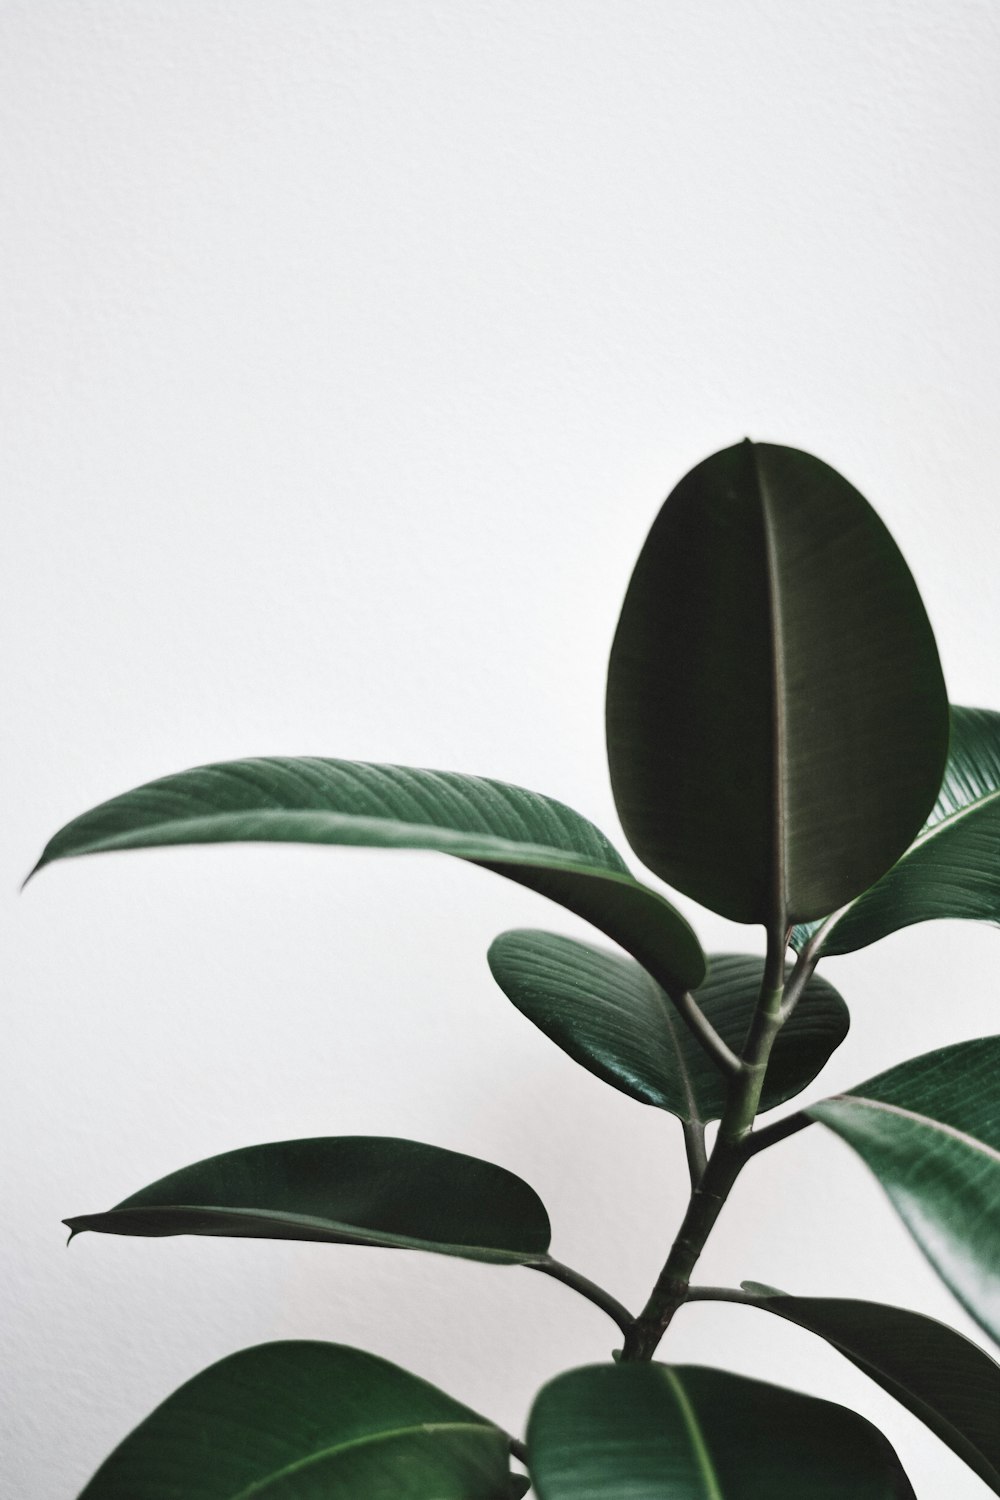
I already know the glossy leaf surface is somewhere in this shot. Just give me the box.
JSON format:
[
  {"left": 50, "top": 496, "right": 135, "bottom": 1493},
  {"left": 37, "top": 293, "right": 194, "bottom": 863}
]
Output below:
[
  {"left": 488, "top": 932, "right": 848, "bottom": 1120},
  {"left": 606, "top": 441, "right": 948, "bottom": 925},
  {"left": 65, "top": 1136, "right": 551, "bottom": 1265},
  {"left": 527, "top": 1362, "right": 915, "bottom": 1498},
  {"left": 736, "top": 1286, "right": 1000, "bottom": 1492},
  {"left": 79, "top": 1340, "right": 521, "bottom": 1498},
  {"left": 794, "top": 705, "right": 1000, "bottom": 956},
  {"left": 32, "top": 757, "right": 704, "bottom": 991},
  {"left": 810, "top": 1038, "right": 1000, "bottom": 1343}
]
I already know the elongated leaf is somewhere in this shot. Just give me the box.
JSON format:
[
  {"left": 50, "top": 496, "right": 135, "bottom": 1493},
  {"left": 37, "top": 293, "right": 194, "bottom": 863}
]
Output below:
[
  {"left": 488, "top": 932, "right": 848, "bottom": 1120},
  {"left": 65, "top": 1136, "right": 551, "bottom": 1265},
  {"left": 527, "top": 1362, "right": 915, "bottom": 1498},
  {"left": 79, "top": 1340, "right": 523, "bottom": 1498},
  {"left": 606, "top": 441, "right": 948, "bottom": 926},
  {"left": 733, "top": 1285, "right": 1000, "bottom": 1493},
  {"left": 794, "top": 705, "right": 1000, "bottom": 956},
  {"left": 809, "top": 1038, "right": 1000, "bottom": 1344},
  {"left": 31, "top": 758, "right": 704, "bottom": 992}
]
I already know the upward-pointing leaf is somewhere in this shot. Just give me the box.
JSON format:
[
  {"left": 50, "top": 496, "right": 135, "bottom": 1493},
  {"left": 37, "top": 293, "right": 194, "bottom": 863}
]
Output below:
[
  {"left": 78, "top": 1341, "right": 523, "bottom": 1498},
  {"left": 794, "top": 705, "right": 1000, "bottom": 957},
  {"left": 606, "top": 441, "right": 948, "bottom": 926},
  {"left": 31, "top": 758, "right": 705, "bottom": 992},
  {"left": 488, "top": 933, "right": 848, "bottom": 1121},
  {"left": 809, "top": 1038, "right": 1000, "bottom": 1345},
  {"left": 65, "top": 1136, "right": 551, "bottom": 1265},
  {"left": 527, "top": 1362, "right": 916, "bottom": 1498}
]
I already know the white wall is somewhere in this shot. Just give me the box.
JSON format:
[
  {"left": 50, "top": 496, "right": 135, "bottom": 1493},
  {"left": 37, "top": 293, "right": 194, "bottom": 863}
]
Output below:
[{"left": 3, "top": 3, "right": 1000, "bottom": 1495}]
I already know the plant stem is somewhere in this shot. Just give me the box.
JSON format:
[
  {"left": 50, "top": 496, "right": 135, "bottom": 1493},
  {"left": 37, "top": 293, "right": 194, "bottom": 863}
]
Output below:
[
  {"left": 683, "top": 1284, "right": 767, "bottom": 1307},
  {"left": 671, "top": 989, "right": 744, "bottom": 1078},
  {"left": 529, "top": 1257, "right": 634, "bottom": 1334},
  {"left": 509, "top": 1435, "right": 529, "bottom": 1465},
  {"left": 744, "top": 1109, "right": 813, "bottom": 1157},
  {"left": 620, "top": 923, "right": 791, "bottom": 1361},
  {"left": 682, "top": 1119, "right": 708, "bottom": 1185}
]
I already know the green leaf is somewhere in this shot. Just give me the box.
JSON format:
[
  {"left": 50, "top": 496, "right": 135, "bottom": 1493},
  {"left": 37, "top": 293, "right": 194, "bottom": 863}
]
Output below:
[
  {"left": 794, "top": 705, "right": 1000, "bottom": 957},
  {"left": 31, "top": 757, "right": 704, "bottom": 992},
  {"left": 65, "top": 1136, "right": 551, "bottom": 1265},
  {"left": 488, "top": 933, "right": 848, "bottom": 1121},
  {"left": 735, "top": 1286, "right": 1000, "bottom": 1493},
  {"left": 809, "top": 1037, "right": 1000, "bottom": 1344},
  {"left": 78, "top": 1340, "right": 520, "bottom": 1498},
  {"left": 527, "top": 1362, "right": 915, "bottom": 1498},
  {"left": 606, "top": 440, "right": 948, "bottom": 926}
]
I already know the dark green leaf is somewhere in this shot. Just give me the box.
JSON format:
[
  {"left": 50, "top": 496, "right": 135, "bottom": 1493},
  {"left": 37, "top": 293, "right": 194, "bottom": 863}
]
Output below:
[
  {"left": 794, "top": 705, "right": 1000, "bottom": 956},
  {"left": 606, "top": 441, "right": 948, "bottom": 926},
  {"left": 810, "top": 1038, "right": 1000, "bottom": 1344},
  {"left": 79, "top": 1340, "right": 519, "bottom": 1498},
  {"left": 31, "top": 757, "right": 704, "bottom": 992},
  {"left": 65, "top": 1136, "right": 551, "bottom": 1265},
  {"left": 735, "top": 1286, "right": 1000, "bottom": 1493},
  {"left": 527, "top": 1362, "right": 915, "bottom": 1497},
  {"left": 488, "top": 933, "right": 848, "bottom": 1121}
]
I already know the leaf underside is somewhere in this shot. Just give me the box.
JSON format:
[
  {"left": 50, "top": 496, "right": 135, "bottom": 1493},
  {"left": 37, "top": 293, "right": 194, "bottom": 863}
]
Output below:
[
  {"left": 78, "top": 1341, "right": 520, "bottom": 1499},
  {"left": 488, "top": 932, "right": 848, "bottom": 1121},
  {"left": 32, "top": 757, "right": 705, "bottom": 992},
  {"left": 527, "top": 1362, "right": 915, "bottom": 1497},
  {"left": 735, "top": 1287, "right": 1000, "bottom": 1493},
  {"left": 65, "top": 1136, "right": 552, "bottom": 1265},
  {"left": 606, "top": 440, "right": 948, "bottom": 925},
  {"left": 810, "top": 1037, "right": 1000, "bottom": 1345}
]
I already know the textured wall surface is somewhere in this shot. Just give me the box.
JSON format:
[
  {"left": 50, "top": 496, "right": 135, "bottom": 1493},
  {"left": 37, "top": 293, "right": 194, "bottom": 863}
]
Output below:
[{"left": 3, "top": 3, "right": 1000, "bottom": 1495}]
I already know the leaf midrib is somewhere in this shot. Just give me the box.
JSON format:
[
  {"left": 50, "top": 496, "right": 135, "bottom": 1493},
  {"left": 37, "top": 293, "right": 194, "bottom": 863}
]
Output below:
[
  {"left": 824, "top": 1094, "right": 1000, "bottom": 1165},
  {"left": 227, "top": 1419, "right": 498, "bottom": 1500},
  {"left": 663, "top": 1369, "right": 724, "bottom": 1500},
  {"left": 73, "top": 1203, "right": 545, "bottom": 1262},
  {"left": 754, "top": 445, "right": 790, "bottom": 926}
]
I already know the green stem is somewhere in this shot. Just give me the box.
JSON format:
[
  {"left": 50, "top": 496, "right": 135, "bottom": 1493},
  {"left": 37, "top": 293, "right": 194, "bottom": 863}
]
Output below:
[
  {"left": 682, "top": 1119, "right": 708, "bottom": 1185},
  {"left": 529, "top": 1257, "right": 634, "bottom": 1334},
  {"left": 671, "top": 989, "right": 743, "bottom": 1078},
  {"left": 509, "top": 1435, "right": 529, "bottom": 1465},
  {"left": 744, "top": 1108, "right": 813, "bottom": 1157},
  {"left": 620, "top": 923, "right": 792, "bottom": 1361}
]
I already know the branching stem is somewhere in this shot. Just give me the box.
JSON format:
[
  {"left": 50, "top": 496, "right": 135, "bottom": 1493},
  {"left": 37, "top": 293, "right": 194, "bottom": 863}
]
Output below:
[{"left": 620, "top": 920, "right": 793, "bottom": 1361}]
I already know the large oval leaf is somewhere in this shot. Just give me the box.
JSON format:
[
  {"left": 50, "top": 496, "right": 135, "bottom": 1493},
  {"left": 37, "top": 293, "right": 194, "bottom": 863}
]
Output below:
[
  {"left": 809, "top": 1038, "right": 1000, "bottom": 1344},
  {"left": 733, "top": 1286, "right": 1000, "bottom": 1493},
  {"left": 65, "top": 1136, "right": 551, "bottom": 1265},
  {"left": 488, "top": 932, "right": 848, "bottom": 1121},
  {"left": 79, "top": 1340, "right": 524, "bottom": 1498},
  {"left": 794, "top": 705, "right": 1000, "bottom": 957},
  {"left": 31, "top": 757, "right": 704, "bottom": 992},
  {"left": 606, "top": 441, "right": 948, "bottom": 926},
  {"left": 527, "top": 1362, "right": 915, "bottom": 1498}
]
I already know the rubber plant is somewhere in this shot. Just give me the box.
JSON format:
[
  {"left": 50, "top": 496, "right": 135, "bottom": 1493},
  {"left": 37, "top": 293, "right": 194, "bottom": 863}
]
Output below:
[{"left": 31, "top": 440, "right": 1000, "bottom": 1497}]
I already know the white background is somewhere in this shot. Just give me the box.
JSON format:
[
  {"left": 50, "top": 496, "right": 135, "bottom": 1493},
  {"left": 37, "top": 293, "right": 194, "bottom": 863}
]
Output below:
[{"left": 3, "top": 3, "right": 1000, "bottom": 1495}]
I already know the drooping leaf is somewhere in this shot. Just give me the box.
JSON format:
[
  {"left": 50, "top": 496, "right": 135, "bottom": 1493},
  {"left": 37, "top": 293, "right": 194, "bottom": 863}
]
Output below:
[
  {"left": 65, "top": 1136, "right": 551, "bottom": 1265},
  {"left": 78, "top": 1340, "right": 521, "bottom": 1498},
  {"left": 809, "top": 1037, "right": 1000, "bottom": 1344},
  {"left": 527, "top": 1362, "right": 915, "bottom": 1498},
  {"left": 733, "top": 1285, "right": 1000, "bottom": 1493},
  {"left": 794, "top": 705, "right": 1000, "bottom": 957},
  {"left": 31, "top": 757, "right": 704, "bottom": 992},
  {"left": 488, "top": 932, "right": 848, "bottom": 1120},
  {"left": 606, "top": 440, "right": 948, "bottom": 926}
]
